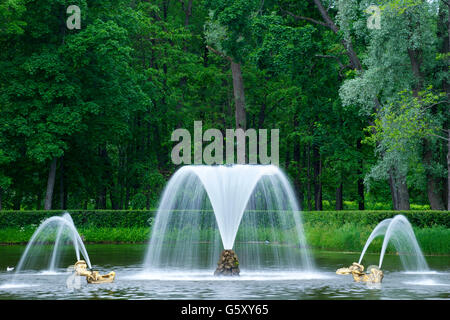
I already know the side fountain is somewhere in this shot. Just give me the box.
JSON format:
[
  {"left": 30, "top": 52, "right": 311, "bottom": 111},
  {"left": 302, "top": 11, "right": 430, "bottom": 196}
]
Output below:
[
  {"left": 337, "top": 215, "right": 428, "bottom": 283},
  {"left": 142, "top": 165, "right": 313, "bottom": 276},
  {"left": 14, "top": 212, "right": 92, "bottom": 274},
  {"left": 358, "top": 215, "right": 428, "bottom": 272},
  {"left": 11, "top": 212, "right": 115, "bottom": 284}
]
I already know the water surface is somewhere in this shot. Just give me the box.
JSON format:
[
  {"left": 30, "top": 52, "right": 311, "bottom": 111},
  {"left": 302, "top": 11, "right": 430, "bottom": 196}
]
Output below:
[{"left": 0, "top": 244, "right": 448, "bottom": 300}]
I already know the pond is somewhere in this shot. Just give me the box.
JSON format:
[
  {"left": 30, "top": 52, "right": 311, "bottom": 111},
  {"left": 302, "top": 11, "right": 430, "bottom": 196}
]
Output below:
[{"left": 0, "top": 244, "right": 448, "bottom": 300}]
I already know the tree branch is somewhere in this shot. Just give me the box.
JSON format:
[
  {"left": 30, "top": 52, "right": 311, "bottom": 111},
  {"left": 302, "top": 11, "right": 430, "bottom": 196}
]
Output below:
[
  {"left": 280, "top": 8, "right": 330, "bottom": 28},
  {"left": 315, "top": 54, "right": 352, "bottom": 77},
  {"left": 430, "top": 132, "right": 450, "bottom": 141},
  {"left": 315, "top": 54, "right": 344, "bottom": 67},
  {"left": 206, "top": 45, "right": 233, "bottom": 63},
  {"left": 311, "top": 0, "right": 339, "bottom": 33}
]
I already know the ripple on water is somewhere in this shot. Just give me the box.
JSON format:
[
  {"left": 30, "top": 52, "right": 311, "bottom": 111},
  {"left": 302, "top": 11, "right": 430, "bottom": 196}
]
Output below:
[
  {"left": 0, "top": 283, "right": 39, "bottom": 289},
  {"left": 403, "top": 279, "right": 450, "bottom": 286},
  {"left": 123, "top": 270, "right": 333, "bottom": 281}
]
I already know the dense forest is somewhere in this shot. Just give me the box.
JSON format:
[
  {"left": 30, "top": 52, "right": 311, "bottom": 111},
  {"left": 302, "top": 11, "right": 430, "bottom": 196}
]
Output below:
[{"left": 0, "top": 0, "right": 448, "bottom": 211}]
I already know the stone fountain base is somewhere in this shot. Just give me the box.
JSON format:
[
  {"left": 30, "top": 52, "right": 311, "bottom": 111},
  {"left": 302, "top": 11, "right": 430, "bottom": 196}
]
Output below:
[{"left": 214, "top": 249, "right": 240, "bottom": 276}]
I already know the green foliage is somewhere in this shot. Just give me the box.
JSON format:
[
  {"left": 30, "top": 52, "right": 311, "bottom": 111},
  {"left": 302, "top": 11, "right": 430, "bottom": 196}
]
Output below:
[
  {"left": 0, "top": 0, "right": 27, "bottom": 36},
  {"left": 339, "top": 0, "right": 448, "bottom": 198},
  {"left": 369, "top": 88, "right": 446, "bottom": 154},
  {"left": 0, "top": 0, "right": 448, "bottom": 212},
  {"left": 131, "top": 193, "right": 147, "bottom": 210}
]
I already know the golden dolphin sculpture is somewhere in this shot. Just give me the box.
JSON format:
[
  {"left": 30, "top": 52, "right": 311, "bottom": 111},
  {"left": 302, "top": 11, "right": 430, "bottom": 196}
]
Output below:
[
  {"left": 72, "top": 260, "right": 116, "bottom": 284},
  {"left": 336, "top": 262, "right": 383, "bottom": 283}
]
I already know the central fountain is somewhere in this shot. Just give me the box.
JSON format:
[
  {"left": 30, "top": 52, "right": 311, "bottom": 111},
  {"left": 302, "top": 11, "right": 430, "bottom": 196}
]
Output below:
[{"left": 142, "top": 165, "right": 313, "bottom": 275}]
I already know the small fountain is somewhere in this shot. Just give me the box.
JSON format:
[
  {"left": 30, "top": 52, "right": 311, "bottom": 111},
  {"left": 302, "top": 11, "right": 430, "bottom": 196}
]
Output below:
[
  {"left": 358, "top": 215, "right": 429, "bottom": 272},
  {"left": 142, "top": 165, "right": 313, "bottom": 276},
  {"left": 14, "top": 212, "right": 92, "bottom": 274}
]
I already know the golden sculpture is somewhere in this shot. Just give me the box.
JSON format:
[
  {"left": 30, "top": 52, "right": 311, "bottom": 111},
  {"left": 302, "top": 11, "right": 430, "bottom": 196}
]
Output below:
[
  {"left": 86, "top": 271, "right": 116, "bottom": 284},
  {"left": 336, "top": 262, "right": 364, "bottom": 275},
  {"left": 336, "top": 262, "right": 383, "bottom": 283},
  {"left": 72, "top": 260, "right": 116, "bottom": 284},
  {"left": 74, "top": 260, "right": 91, "bottom": 277}
]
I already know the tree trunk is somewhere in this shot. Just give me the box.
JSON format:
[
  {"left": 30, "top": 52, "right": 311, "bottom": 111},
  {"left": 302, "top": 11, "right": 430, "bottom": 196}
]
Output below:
[
  {"left": 13, "top": 190, "right": 21, "bottom": 210},
  {"left": 36, "top": 192, "right": 42, "bottom": 210},
  {"left": 97, "top": 147, "right": 108, "bottom": 209},
  {"left": 44, "top": 157, "right": 57, "bottom": 210},
  {"left": 335, "top": 182, "right": 343, "bottom": 210},
  {"left": 397, "top": 174, "right": 410, "bottom": 210},
  {"left": 306, "top": 144, "right": 312, "bottom": 211},
  {"left": 388, "top": 169, "right": 399, "bottom": 210},
  {"left": 389, "top": 167, "right": 410, "bottom": 210},
  {"left": 448, "top": 130, "right": 450, "bottom": 210},
  {"left": 59, "top": 156, "right": 66, "bottom": 210},
  {"left": 205, "top": 47, "right": 247, "bottom": 142},
  {"left": 125, "top": 186, "right": 130, "bottom": 210},
  {"left": 293, "top": 130, "right": 304, "bottom": 209},
  {"left": 231, "top": 61, "right": 246, "bottom": 130},
  {"left": 424, "top": 140, "right": 445, "bottom": 210},
  {"left": 97, "top": 188, "right": 107, "bottom": 209},
  {"left": 438, "top": 0, "right": 450, "bottom": 209},
  {"left": 358, "top": 178, "right": 365, "bottom": 210},
  {"left": 313, "top": 146, "right": 322, "bottom": 211},
  {"left": 181, "top": 0, "right": 193, "bottom": 27},
  {"left": 408, "top": 36, "right": 445, "bottom": 210},
  {"left": 110, "top": 186, "right": 119, "bottom": 210},
  {"left": 356, "top": 139, "right": 365, "bottom": 210}
]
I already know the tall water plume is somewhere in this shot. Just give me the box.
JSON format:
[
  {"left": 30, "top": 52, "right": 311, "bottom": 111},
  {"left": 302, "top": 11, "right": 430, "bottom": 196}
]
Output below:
[{"left": 143, "top": 165, "right": 313, "bottom": 272}]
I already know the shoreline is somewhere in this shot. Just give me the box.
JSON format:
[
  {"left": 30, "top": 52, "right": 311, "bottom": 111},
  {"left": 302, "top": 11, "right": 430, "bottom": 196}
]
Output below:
[{"left": 0, "top": 242, "right": 448, "bottom": 257}]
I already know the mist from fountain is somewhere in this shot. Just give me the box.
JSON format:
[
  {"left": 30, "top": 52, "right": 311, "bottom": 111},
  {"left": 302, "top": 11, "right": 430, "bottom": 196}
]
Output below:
[
  {"left": 143, "top": 165, "right": 313, "bottom": 273},
  {"left": 358, "top": 215, "right": 428, "bottom": 271},
  {"left": 14, "top": 212, "right": 91, "bottom": 274}
]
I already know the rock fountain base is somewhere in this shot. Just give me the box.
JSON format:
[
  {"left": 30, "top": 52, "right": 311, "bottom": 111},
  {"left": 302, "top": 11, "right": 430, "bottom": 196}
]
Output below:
[{"left": 214, "top": 250, "right": 240, "bottom": 276}]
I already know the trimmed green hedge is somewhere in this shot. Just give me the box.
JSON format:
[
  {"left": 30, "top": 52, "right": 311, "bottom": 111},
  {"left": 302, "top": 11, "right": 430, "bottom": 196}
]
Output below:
[
  {"left": 302, "top": 210, "right": 450, "bottom": 228},
  {"left": 0, "top": 210, "right": 155, "bottom": 228},
  {"left": 0, "top": 210, "right": 448, "bottom": 229}
]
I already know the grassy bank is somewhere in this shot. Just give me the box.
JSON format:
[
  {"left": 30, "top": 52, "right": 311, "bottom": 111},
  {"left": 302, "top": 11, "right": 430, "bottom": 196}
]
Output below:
[
  {"left": 303, "top": 223, "right": 449, "bottom": 254},
  {"left": 0, "top": 223, "right": 448, "bottom": 255}
]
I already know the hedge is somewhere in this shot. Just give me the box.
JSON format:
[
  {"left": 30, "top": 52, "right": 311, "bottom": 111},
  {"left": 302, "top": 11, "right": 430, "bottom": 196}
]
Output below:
[
  {"left": 0, "top": 210, "right": 154, "bottom": 228},
  {"left": 0, "top": 210, "right": 448, "bottom": 229},
  {"left": 301, "top": 210, "right": 450, "bottom": 228}
]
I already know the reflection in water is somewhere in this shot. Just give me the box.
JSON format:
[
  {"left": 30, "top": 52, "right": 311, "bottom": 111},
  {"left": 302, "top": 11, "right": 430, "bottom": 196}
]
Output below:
[{"left": 0, "top": 244, "right": 448, "bottom": 300}]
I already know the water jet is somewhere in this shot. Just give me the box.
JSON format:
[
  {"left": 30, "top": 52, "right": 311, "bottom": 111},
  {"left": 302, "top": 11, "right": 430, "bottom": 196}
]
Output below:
[
  {"left": 143, "top": 165, "right": 313, "bottom": 275},
  {"left": 14, "top": 213, "right": 91, "bottom": 275},
  {"left": 358, "top": 215, "right": 428, "bottom": 272}
]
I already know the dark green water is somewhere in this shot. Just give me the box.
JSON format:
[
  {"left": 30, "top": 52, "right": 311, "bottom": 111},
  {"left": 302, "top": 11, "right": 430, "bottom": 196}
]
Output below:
[{"left": 0, "top": 244, "right": 448, "bottom": 299}]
